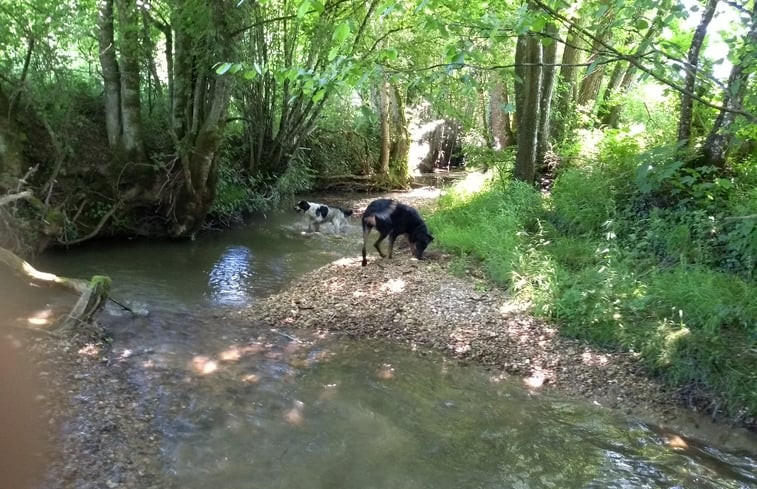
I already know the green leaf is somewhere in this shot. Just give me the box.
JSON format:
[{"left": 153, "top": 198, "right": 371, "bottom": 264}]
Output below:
[
  {"left": 333, "top": 22, "right": 350, "bottom": 43},
  {"left": 243, "top": 70, "right": 257, "bottom": 80},
  {"left": 297, "top": 0, "right": 311, "bottom": 18},
  {"left": 381, "top": 48, "right": 398, "bottom": 61},
  {"left": 215, "top": 62, "right": 233, "bottom": 75},
  {"left": 312, "top": 88, "right": 326, "bottom": 103}
]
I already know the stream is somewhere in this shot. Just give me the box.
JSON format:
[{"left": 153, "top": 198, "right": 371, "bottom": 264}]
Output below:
[{"left": 8, "top": 205, "right": 757, "bottom": 488}]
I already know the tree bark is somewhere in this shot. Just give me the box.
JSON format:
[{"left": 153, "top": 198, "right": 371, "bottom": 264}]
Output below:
[
  {"left": 577, "top": 1, "right": 614, "bottom": 114},
  {"left": 378, "top": 78, "right": 391, "bottom": 177},
  {"left": 536, "top": 23, "right": 559, "bottom": 169},
  {"left": 116, "top": 0, "right": 146, "bottom": 161},
  {"left": 514, "top": 31, "right": 542, "bottom": 184},
  {"left": 677, "top": 0, "right": 719, "bottom": 146},
  {"left": 489, "top": 81, "right": 515, "bottom": 149},
  {"left": 553, "top": 21, "right": 584, "bottom": 144},
  {"left": 97, "top": 0, "right": 122, "bottom": 149},
  {"left": 169, "top": 0, "right": 232, "bottom": 237},
  {"left": 700, "top": 0, "right": 757, "bottom": 169}
]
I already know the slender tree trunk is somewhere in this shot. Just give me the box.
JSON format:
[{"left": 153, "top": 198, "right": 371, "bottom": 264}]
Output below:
[
  {"left": 577, "top": 1, "right": 614, "bottom": 115},
  {"left": 388, "top": 84, "right": 410, "bottom": 185},
  {"left": 553, "top": 21, "right": 584, "bottom": 144},
  {"left": 678, "top": 0, "right": 719, "bottom": 146},
  {"left": 378, "top": 78, "right": 390, "bottom": 177},
  {"left": 514, "top": 31, "right": 542, "bottom": 184},
  {"left": 536, "top": 22, "right": 558, "bottom": 169},
  {"left": 490, "top": 81, "right": 515, "bottom": 149},
  {"left": 600, "top": 8, "right": 665, "bottom": 128},
  {"left": 596, "top": 61, "right": 625, "bottom": 125},
  {"left": 700, "top": 0, "right": 757, "bottom": 169},
  {"left": 97, "top": 0, "right": 121, "bottom": 149},
  {"left": 116, "top": 0, "right": 145, "bottom": 162},
  {"left": 603, "top": 65, "right": 638, "bottom": 128}
]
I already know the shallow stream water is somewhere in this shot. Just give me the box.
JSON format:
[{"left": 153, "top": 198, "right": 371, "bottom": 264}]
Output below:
[{"left": 6, "top": 205, "right": 757, "bottom": 488}]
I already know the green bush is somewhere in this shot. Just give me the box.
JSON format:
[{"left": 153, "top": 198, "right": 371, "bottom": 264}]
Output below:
[
  {"left": 430, "top": 161, "right": 757, "bottom": 417},
  {"left": 550, "top": 168, "right": 616, "bottom": 236}
]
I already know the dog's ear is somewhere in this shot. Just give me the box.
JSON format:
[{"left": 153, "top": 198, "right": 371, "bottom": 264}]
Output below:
[{"left": 296, "top": 201, "right": 310, "bottom": 210}]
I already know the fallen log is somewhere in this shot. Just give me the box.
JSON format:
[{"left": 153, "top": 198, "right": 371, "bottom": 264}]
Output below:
[{"left": 0, "top": 247, "right": 111, "bottom": 332}]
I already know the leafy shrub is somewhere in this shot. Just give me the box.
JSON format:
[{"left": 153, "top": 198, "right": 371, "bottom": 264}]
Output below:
[{"left": 550, "top": 168, "right": 616, "bottom": 236}]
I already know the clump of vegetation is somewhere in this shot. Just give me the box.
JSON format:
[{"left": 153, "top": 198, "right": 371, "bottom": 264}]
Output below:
[{"left": 430, "top": 133, "right": 757, "bottom": 418}]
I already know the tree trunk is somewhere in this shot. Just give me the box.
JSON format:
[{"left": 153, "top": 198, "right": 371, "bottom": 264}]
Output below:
[
  {"left": 577, "top": 1, "right": 614, "bottom": 115},
  {"left": 378, "top": 78, "right": 391, "bottom": 177},
  {"left": 116, "top": 0, "right": 146, "bottom": 162},
  {"left": 388, "top": 84, "right": 410, "bottom": 186},
  {"left": 600, "top": 9, "right": 665, "bottom": 128},
  {"left": 97, "top": 0, "right": 121, "bottom": 149},
  {"left": 514, "top": 31, "right": 542, "bottom": 184},
  {"left": 596, "top": 61, "right": 625, "bottom": 125},
  {"left": 489, "top": 81, "right": 515, "bottom": 149},
  {"left": 553, "top": 21, "right": 584, "bottom": 144},
  {"left": 700, "top": 0, "right": 757, "bottom": 169},
  {"left": 678, "top": 0, "right": 719, "bottom": 146},
  {"left": 536, "top": 23, "right": 559, "bottom": 170},
  {"left": 167, "top": 0, "right": 232, "bottom": 237}
]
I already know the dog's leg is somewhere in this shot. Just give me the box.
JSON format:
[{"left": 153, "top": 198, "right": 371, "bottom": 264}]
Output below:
[
  {"left": 361, "top": 224, "right": 373, "bottom": 266},
  {"left": 373, "top": 231, "right": 389, "bottom": 258},
  {"left": 386, "top": 232, "right": 398, "bottom": 259}
]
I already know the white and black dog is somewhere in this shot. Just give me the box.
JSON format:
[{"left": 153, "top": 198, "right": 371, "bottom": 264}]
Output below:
[{"left": 294, "top": 200, "right": 354, "bottom": 233}]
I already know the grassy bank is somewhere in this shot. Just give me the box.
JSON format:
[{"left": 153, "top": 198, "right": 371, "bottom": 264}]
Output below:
[{"left": 427, "top": 165, "right": 757, "bottom": 420}]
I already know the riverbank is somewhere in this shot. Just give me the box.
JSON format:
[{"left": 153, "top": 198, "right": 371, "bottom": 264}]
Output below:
[{"left": 243, "top": 249, "right": 757, "bottom": 448}]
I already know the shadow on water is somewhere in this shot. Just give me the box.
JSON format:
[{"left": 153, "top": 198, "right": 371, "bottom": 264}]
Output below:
[{"left": 19, "top": 204, "right": 757, "bottom": 488}]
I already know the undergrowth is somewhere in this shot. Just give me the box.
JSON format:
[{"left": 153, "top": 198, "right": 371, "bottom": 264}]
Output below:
[{"left": 428, "top": 146, "right": 757, "bottom": 419}]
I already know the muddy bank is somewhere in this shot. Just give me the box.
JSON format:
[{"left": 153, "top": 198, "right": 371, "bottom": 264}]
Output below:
[
  {"left": 21, "top": 326, "right": 173, "bottom": 489},
  {"left": 242, "top": 250, "right": 756, "bottom": 449}
]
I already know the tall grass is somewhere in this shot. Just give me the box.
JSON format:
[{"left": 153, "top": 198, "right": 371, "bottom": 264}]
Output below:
[{"left": 429, "top": 163, "right": 757, "bottom": 418}]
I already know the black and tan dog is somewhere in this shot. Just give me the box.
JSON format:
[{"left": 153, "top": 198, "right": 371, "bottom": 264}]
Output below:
[
  {"left": 361, "top": 198, "right": 433, "bottom": 266},
  {"left": 294, "top": 200, "right": 353, "bottom": 233}
]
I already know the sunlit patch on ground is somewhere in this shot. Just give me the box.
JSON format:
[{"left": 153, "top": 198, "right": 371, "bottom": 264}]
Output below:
[
  {"left": 581, "top": 351, "right": 609, "bottom": 367},
  {"left": 403, "top": 186, "right": 442, "bottom": 199},
  {"left": 523, "top": 367, "right": 552, "bottom": 389},
  {"left": 498, "top": 301, "right": 530, "bottom": 317},
  {"left": 190, "top": 355, "right": 218, "bottom": 375},
  {"left": 380, "top": 278, "right": 406, "bottom": 293},
  {"left": 77, "top": 343, "right": 101, "bottom": 358}
]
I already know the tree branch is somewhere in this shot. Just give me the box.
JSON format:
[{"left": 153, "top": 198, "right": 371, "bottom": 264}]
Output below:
[{"left": 532, "top": 0, "right": 757, "bottom": 124}]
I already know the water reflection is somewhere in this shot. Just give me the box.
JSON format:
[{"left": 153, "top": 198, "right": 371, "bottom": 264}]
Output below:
[{"left": 208, "top": 246, "right": 254, "bottom": 306}]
